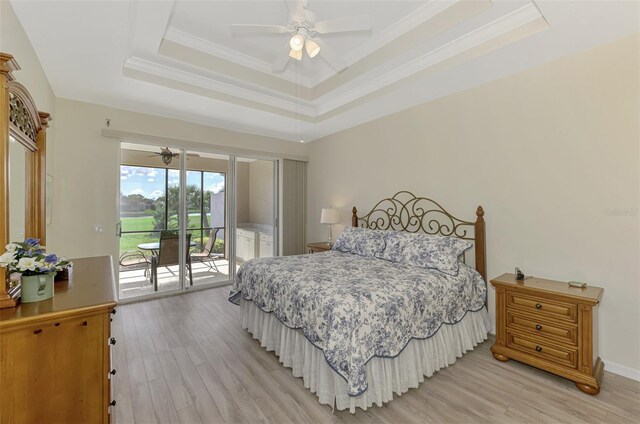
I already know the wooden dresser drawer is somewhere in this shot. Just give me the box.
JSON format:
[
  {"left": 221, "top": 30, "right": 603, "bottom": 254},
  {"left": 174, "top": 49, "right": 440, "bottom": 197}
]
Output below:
[
  {"left": 507, "top": 331, "right": 578, "bottom": 369},
  {"left": 507, "top": 291, "right": 577, "bottom": 323},
  {"left": 506, "top": 309, "right": 577, "bottom": 346}
]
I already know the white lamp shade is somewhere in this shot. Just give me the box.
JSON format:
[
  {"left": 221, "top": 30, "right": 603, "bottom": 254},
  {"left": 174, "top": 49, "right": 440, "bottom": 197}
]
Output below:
[
  {"left": 290, "top": 34, "right": 304, "bottom": 52},
  {"left": 305, "top": 39, "right": 320, "bottom": 58},
  {"left": 289, "top": 49, "right": 302, "bottom": 60},
  {"left": 320, "top": 208, "right": 339, "bottom": 224}
]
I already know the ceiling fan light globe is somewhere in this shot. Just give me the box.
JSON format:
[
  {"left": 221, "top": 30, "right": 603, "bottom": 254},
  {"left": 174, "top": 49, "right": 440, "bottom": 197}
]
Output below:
[
  {"left": 290, "top": 34, "right": 304, "bottom": 51},
  {"left": 289, "top": 49, "right": 302, "bottom": 61},
  {"left": 305, "top": 39, "right": 320, "bottom": 58}
]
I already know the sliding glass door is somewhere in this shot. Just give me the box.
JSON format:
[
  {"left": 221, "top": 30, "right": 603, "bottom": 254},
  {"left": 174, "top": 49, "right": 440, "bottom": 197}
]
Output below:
[
  {"left": 118, "top": 143, "right": 185, "bottom": 299},
  {"left": 117, "top": 143, "right": 278, "bottom": 301},
  {"left": 184, "top": 150, "right": 231, "bottom": 287}
]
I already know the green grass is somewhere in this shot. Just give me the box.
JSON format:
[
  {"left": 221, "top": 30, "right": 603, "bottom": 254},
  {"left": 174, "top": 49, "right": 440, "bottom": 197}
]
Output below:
[
  {"left": 119, "top": 215, "right": 224, "bottom": 256},
  {"left": 121, "top": 216, "right": 155, "bottom": 232}
]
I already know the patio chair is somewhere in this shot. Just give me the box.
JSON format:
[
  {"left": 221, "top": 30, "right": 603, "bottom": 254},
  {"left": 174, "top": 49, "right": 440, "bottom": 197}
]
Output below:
[
  {"left": 190, "top": 228, "right": 225, "bottom": 273},
  {"left": 118, "top": 250, "right": 151, "bottom": 279},
  {"left": 150, "top": 232, "right": 193, "bottom": 291}
]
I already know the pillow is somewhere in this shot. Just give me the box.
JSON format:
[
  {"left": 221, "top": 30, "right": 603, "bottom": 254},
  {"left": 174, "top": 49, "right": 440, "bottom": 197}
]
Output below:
[
  {"left": 377, "top": 232, "right": 472, "bottom": 276},
  {"left": 331, "top": 227, "right": 386, "bottom": 258}
]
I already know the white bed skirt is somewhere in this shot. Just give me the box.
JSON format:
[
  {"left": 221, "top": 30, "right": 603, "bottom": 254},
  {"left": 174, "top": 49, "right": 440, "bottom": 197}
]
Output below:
[{"left": 240, "top": 300, "right": 492, "bottom": 413}]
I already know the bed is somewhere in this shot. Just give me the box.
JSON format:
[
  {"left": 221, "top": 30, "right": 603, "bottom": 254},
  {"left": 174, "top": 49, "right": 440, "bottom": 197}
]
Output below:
[{"left": 229, "top": 191, "right": 491, "bottom": 412}]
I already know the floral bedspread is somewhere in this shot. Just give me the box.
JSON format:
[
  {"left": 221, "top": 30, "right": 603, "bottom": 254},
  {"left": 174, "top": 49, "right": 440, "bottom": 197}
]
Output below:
[{"left": 228, "top": 251, "right": 487, "bottom": 396}]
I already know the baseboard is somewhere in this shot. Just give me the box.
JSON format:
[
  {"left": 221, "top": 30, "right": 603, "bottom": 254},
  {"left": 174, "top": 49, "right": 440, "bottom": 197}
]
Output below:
[
  {"left": 486, "top": 330, "right": 639, "bottom": 381},
  {"left": 604, "top": 360, "right": 640, "bottom": 381}
]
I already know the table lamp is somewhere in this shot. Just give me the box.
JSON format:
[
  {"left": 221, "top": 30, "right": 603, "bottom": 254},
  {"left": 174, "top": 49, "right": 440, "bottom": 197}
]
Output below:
[{"left": 320, "top": 208, "right": 339, "bottom": 244}]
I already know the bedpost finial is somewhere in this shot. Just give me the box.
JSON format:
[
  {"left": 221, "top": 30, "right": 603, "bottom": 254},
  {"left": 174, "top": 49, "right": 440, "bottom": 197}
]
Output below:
[
  {"left": 352, "top": 206, "right": 357, "bottom": 215},
  {"left": 476, "top": 205, "right": 484, "bottom": 218}
]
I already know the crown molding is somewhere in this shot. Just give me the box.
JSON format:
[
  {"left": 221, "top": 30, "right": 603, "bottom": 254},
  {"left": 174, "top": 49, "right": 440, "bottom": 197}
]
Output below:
[
  {"left": 316, "top": 2, "right": 548, "bottom": 116},
  {"left": 124, "top": 56, "right": 318, "bottom": 117},
  {"left": 311, "top": 0, "right": 473, "bottom": 85}
]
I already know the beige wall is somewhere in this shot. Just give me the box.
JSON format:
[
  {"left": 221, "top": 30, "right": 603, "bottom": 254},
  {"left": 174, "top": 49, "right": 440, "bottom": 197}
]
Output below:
[
  {"left": 306, "top": 35, "right": 640, "bottom": 375},
  {"left": 1, "top": 1, "right": 57, "bottom": 240},
  {"left": 47, "top": 98, "right": 303, "bottom": 264},
  {"left": 248, "top": 160, "right": 274, "bottom": 226}
]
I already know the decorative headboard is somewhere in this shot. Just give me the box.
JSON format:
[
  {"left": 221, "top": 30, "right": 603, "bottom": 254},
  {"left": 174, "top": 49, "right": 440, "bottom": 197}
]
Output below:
[{"left": 351, "top": 191, "right": 487, "bottom": 282}]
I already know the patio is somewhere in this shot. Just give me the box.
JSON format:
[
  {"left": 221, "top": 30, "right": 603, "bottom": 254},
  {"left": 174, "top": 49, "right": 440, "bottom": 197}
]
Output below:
[{"left": 118, "top": 259, "right": 234, "bottom": 300}]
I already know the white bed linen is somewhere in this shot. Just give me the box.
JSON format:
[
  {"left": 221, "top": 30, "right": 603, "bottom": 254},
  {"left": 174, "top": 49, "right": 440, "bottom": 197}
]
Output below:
[{"left": 240, "top": 299, "right": 491, "bottom": 413}]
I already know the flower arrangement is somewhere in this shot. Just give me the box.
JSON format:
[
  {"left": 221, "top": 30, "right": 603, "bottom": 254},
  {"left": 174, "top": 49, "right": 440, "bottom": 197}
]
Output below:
[{"left": 0, "top": 238, "right": 69, "bottom": 276}]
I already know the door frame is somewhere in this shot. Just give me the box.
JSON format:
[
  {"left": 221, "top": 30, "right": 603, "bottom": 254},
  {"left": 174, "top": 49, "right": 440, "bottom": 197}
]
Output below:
[{"left": 115, "top": 140, "right": 282, "bottom": 303}]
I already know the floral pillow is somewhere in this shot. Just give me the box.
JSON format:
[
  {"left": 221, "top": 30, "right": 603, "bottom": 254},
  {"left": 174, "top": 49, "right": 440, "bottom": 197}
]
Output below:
[
  {"left": 331, "top": 227, "right": 386, "bottom": 258},
  {"left": 377, "top": 231, "right": 472, "bottom": 276}
]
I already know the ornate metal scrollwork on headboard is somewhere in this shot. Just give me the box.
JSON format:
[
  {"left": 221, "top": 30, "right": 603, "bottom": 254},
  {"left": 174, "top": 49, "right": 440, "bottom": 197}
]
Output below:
[{"left": 352, "top": 191, "right": 475, "bottom": 239}]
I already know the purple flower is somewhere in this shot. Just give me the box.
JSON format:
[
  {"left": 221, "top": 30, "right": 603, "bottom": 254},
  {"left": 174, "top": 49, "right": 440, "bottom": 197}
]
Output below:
[
  {"left": 45, "top": 254, "right": 58, "bottom": 264},
  {"left": 25, "top": 238, "right": 40, "bottom": 247}
]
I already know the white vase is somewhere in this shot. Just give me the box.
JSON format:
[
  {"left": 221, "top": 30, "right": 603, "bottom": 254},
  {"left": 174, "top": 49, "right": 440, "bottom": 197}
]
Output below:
[{"left": 21, "top": 272, "right": 56, "bottom": 303}]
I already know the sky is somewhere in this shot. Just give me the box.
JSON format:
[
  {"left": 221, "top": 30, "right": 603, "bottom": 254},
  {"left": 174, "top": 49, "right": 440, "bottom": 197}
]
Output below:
[{"left": 120, "top": 166, "right": 225, "bottom": 199}]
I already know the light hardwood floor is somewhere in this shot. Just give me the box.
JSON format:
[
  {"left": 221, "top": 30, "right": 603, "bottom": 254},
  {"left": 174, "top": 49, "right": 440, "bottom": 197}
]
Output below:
[{"left": 112, "top": 286, "right": 640, "bottom": 424}]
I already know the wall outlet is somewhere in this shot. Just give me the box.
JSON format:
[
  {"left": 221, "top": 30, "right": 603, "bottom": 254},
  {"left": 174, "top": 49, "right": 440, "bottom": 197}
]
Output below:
[{"left": 94, "top": 224, "right": 104, "bottom": 234}]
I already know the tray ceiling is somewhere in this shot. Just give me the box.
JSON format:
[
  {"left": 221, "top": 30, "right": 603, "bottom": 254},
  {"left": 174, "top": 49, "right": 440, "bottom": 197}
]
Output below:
[{"left": 10, "top": 0, "right": 640, "bottom": 142}]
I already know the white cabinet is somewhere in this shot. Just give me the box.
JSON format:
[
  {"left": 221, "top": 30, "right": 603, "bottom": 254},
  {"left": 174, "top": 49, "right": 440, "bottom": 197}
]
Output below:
[
  {"left": 236, "top": 229, "right": 256, "bottom": 262},
  {"left": 259, "top": 234, "right": 273, "bottom": 258},
  {"left": 237, "top": 228, "right": 273, "bottom": 261}
]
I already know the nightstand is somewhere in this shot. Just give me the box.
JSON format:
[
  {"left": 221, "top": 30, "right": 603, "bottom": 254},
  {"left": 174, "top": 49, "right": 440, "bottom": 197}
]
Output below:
[
  {"left": 306, "top": 242, "right": 332, "bottom": 253},
  {"left": 490, "top": 273, "right": 604, "bottom": 395}
]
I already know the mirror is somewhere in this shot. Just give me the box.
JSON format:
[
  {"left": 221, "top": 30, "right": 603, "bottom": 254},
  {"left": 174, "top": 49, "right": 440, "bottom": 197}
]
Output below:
[
  {"left": 8, "top": 135, "right": 27, "bottom": 242},
  {"left": 1, "top": 52, "right": 50, "bottom": 308}
]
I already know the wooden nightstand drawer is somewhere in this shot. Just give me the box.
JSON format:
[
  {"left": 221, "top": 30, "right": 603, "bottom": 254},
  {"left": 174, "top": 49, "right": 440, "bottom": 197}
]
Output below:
[
  {"left": 506, "top": 309, "right": 577, "bottom": 346},
  {"left": 507, "top": 331, "right": 578, "bottom": 369},
  {"left": 507, "top": 291, "right": 577, "bottom": 323}
]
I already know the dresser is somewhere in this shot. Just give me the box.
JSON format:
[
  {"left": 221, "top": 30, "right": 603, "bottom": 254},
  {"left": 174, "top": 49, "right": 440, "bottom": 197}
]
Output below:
[
  {"left": 0, "top": 256, "right": 117, "bottom": 423},
  {"left": 306, "top": 242, "right": 332, "bottom": 253},
  {"left": 490, "top": 273, "right": 604, "bottom": 394}
]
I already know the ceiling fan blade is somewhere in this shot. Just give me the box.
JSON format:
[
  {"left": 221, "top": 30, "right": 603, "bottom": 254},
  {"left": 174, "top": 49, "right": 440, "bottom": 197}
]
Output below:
[
  {"left": 230, "top": 24, "right": 288, "bottom": 35},
  {"left": 272, "top": 45, "right": 291, "bottom": 73},
  {"left": 285, "top": 0, "right": 307, "bottom": 22},
  {"left": 315, "top": 15, "right": 372, "bottom": 34},
  {"left": 313, "top": 38, "right": 348, "bottom": 72}
]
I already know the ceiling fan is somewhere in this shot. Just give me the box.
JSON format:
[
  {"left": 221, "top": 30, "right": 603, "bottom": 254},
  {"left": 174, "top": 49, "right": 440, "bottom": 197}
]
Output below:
[
  {"left": 230, "top": 0, "right": 372, "bottom": 73},
  {"left": 148, "top": 147, "right": 199, "bottom": 166}
]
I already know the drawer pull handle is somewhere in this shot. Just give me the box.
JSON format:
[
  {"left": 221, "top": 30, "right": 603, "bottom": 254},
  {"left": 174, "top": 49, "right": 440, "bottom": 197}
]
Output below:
[
  {"left": 33, "top": 329, "right": 42, "bottom": 335},
  {"left": 535, "top": 324, "right": 542, "bottom": 331},
  {"left": 110, "top": 369, "right": 117, "bottom": 375},
  {"left": 82, "top": 321, "right": 88, "bottom": 326},
  {"left": 535, "top": 346, "right": 543, "bottom": 352},
  {"left": 109, "top": 337, "right": 117, "bottom": 345},
  {"left": 535, "top": 303, "right": 542, "bottom": 309},
  {"left": 109, "top": 400, "right": 116, "bottom": 407},
  {"left": 54, "top": 323, "right": 60, "bottom": 327}
]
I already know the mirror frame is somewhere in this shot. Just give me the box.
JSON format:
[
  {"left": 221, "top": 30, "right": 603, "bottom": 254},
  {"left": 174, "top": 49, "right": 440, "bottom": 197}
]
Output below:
[{"left": 1, "top": 52, "right": 50, "bottom": 308}]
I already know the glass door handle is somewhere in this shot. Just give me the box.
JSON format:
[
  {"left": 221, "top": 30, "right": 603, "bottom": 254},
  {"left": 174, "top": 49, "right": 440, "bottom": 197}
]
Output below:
[{"left": 116, "top": 222, "right": 122, "bottom": 237}]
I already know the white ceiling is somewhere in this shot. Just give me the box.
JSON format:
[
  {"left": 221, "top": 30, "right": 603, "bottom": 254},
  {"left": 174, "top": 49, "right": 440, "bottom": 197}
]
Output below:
[{"left": 10, "top": 0, "right": 640, "bottom": 143}]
